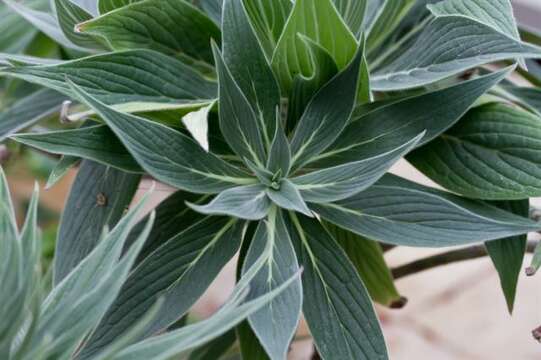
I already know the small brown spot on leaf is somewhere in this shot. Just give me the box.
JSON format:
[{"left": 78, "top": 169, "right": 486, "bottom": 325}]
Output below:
[{"left": 96, "top": 192, "right": 108, "bottom": 207}]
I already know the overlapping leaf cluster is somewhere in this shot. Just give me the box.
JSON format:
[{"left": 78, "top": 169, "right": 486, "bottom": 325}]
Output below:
[{"left": 2, "top": 0, "right": 541, "bottom": 359}]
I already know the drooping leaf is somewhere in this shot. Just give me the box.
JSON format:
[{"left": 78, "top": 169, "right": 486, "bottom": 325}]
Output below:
[
  {"left": 68, "top": 82, "right": 254, "bottom": 194},
  {"left": 289, "top": 213, "right": 388, "bottom": 360},
  {"left": 485, "top": 200, "right": 528, "bottom": 314},
  {"left": 371, "top": 15, "right": 541, "bottom": 90},
  {"left": 79, "top": 217, "right": 244, "bottom": 359},
  {"left": 311, "top": 67, "right": 511, "bottom": 168},
  {"left": 54, "top": 0, "right": 103, "bottom": 50},
  {"left": 188, "top": 184, "right": 270, "bottom": 220},
  {"left": 292, "top": 133, "right": 423, "bottom": 203},
  {"left": 78, "top": 0, "right": 221, "bottom": 63},
  {"left": 0, "top": 89, "right": 66, "bottom": 142},
  {"left": 241, "top": 208, "right": 302, "bottom": 360},
  {"left": 409, "top": 103, "right": 541, "bottom": 200},
  {"left": 311, "top": 174, "right": 540, "bottom": 247},
  {"left": 53, "top": 160, "right": 140, "bottom": 283},
  {"left": 324, "top": 222, "right": 402, "bottom": 308},
  {"left": 12, "top": 124, "right": 142, "bottom": 173},
  {"left": 222, "top": 0, "right": 281, "bottom": 149},
  {"left": 289, "top": 46, "right": 363, "bottom": 171},
  {"left": 271, "top": 0, "right": 358, "bottom": 93},
  {"left": 1, "top": 50, "right": 217, "bottom": 106}
]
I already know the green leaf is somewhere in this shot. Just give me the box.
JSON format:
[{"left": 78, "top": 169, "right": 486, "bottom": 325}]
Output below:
[
  {"left": 182, "top": 102, "right": 215, "bottom": 152},
  {"left": 290, "top": 46, "right": 363, "bottom": 171},
  {"left": 78, "top": 0, "right": 220, "bottom": 63},
  {"left": 267, "top": 120, "right": 291, "bottom": 176},
  {"left": 292, "top": 132, "right": 423, "bottom": 203},
  {"left": 54, "top": 0, "right": 103, "bottom": 50},
  {"left": 311, "top": 67, "right": 512, "bottom": 168},
  {"left": 366, "top": 0, "right": 415, "bottom": 52},
  {"left": 189, "top": 185, "right": 270, "bottom": 220},
  {"left": 188, "top": 329, "right": 236, "bottom": 360},
  {"left": 311, "top": 174, "right": 540, "bottom": 247},
  {"left": 266, "top": 179, "right": 312, "bottom": 217},
  {"left": 53, "top": 160, "right": 140, "bottom": 283},
  {"left": 12, "top": 124, "right": 142, "bottom": 173},
  {"left": 69, "top": 82, "right": 254, "bottom": 194},
  {"left": 0, "top": 2, "right": 38, "bottom": 53},
  {"left": 45, "top": 155, "right": 80, "bottom": 190},
  {"left": 213, "top": 42, "right": 267, "bottom": 166},
  {"left": 324, "top": 222, "right": 403, "bottom": 307},
  {"left": 1, "top": 50, "right": 217, "bottom": 106},
  {"left": 289, "top": 213, "right": 388, "bottom": 360},
  {"left": 485, "top": 200, "right": 528, "bottom": 313},
  {"left": 501, "top": 86, "right": 541, "bottom": 115},
  {"left": 222, "top": 0, "right": 281, "bottom": 150},
  {"left": 192, "top": 0, "right": 222, "bottom": 24},
  {"left": 0, "top": 89, "right": 66, "bottom": 142},
  {"left": 241, "top": 208, "right": 302, "bottom": 360},
  {"left": 372, "top": 16, "right": 541, "bottom": 90},
  {"left": 409, "top": 103, "right": 541, "bottom": 200},
  {"left": 0, "top": 167, "right": 16, "bottom": 239},
  {"left": 271, "top": 0, "right": 358, "bottom": 93},
  {"left": 242, "top": 0, "right": 292, "bottom": 60},
  {"left": 332, "top": 0, "right": 366, "bottom": 37},
  {"left": 80, "top": 217, "right": 244, "bottom": 359},
  {"left": 98, "top": 0, "right": 139, "bottom": 14}
]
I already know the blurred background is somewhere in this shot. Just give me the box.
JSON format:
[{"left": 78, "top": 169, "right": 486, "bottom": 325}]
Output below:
[{"left": 2, "top": 0, "right": 541, "bottom": 359}]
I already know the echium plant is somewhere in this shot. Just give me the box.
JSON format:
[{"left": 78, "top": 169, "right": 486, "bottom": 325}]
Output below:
[{"left": 3, "top": 0, "right": 541, "bottom": 358}]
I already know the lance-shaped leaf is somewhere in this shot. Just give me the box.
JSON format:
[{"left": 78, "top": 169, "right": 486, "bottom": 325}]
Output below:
[
  {"left": 79, "top": 217, "right": 244, "bottom": 359},
  {"left": 271, "top": 0, "right": 358, "bottom": 93},
  {"left": 290, "top": 47, "right": 363, "bottom": 171},
  {"left": 68, "top": 82, "right": 254, "bottom": 194},
  {"left": 53, "top": 160, "right": 140, "bottom": 283},
  {"left": 289, "top": 213, "right": 388, "bottom": 360},
  {"left": 312, "top": 67, "right": 511, "bottom": 168},
  {"left": 46, "top": 155, "right": 80, "bottom": 190},
  {"left": 293, "top": 133, "right": 423, "bottom": 203},
  {"left": 189, "top": 184, "right": 270, "bottom": 220},
  {"left": 12, "top": 124, "right": 142, "bottom": 173},
  {"left": 243, "top": 0, "right": 292, "bottom": 59},
  {"left": 222, "top": 0, "right": 281, "bottom": 145},
  {"left": 366, "top": 0, "right": 415, "bottom": 51},
  {"left": 241, "top": 208, "right": 302, "bottom": 360},
  {"left": 0, "top": 50, "right": 217, "bottom": 106},
  {"left": 311, "top": 174, "right": 541, "bottom": 247},
  {"left": 78, "top": 0, "right": 220, "bottom": 63},
  {"left": 188, "top": 329, "right": 236, "bottom": 360},
  {"left": 55, "top": 0, "right": 103, "bottom": 50},
  {"left": 485, "top": 200, "right": 528, "bottom": 313},
  {"left": 267, "top": 120, "right": 291, "bottom": 175},
  {"left": 0, "top": 89, "right": 66, "bottom": 142},
  {"left": 266, "top": 179, "right": 312, "bottom": 218},
  {"left": 325, "top": 222, "right": 403, "bottom": 307},
  {"left": 332, "top": 0, "right": 366, "bottom": 37},
  {"left": 0, "top": 167, "right": 16, "bottom": 239},
  {"left": 371, "top": 15, "right": 541, "bottom": 91},
  {"left": 213, "top": 43, "right": 267, "bottom": 166},
  {"left": 409, "top": 103, "right": 541, "bottom": 200}
]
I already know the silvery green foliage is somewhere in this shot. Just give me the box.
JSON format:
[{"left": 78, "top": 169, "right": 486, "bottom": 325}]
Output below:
[{"left": 2, "top": 0, "right": 541, "bottom": 358}]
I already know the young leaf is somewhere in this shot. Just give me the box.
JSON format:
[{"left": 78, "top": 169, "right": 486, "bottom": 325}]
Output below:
[
  {"left": 485, "top": 200, "right": 528, "bottom": 313},
  {"left": 78, "top": 0, "right": 220, "bottom": 63},
  {"left": 1, "top": 50, "right": 217, "bottom": 106},
  {"left": 68, "top": 82, "right": 254, "bottom": 194},
  {"left": 311, "top": 174, "right": 541, "bottom": 247},
  {"left": 189, "top": 184, "right": 270, "bottom": 220},
  {"left": 12, "top": 124, "right": 142, "bottom": 173},
  {"left": 241, "top": 208, "right": 302, "bottom": 360},
  {"left": 289, "top": 46, "right": 363, "bottom": 171},
  {"left": 409, "top": 103, "right": 541, "bottom": 200},
  {"left": 53, "top": 160, "right": 140, "bottom": 283},
  {"left": 267, "top": 119, "right": 291, "bottom": 175},
  {"left": 271, "top": 0, "right": 358, "bottom": 93},
  {"left": 222, "top": 0, "right": 281, "bottom": 151},
  {"left": 289, "top": 213, "right": 388, "bottom": 360},
  {"left": 266, "top": 179, "right": 313, "bottom": 217}
]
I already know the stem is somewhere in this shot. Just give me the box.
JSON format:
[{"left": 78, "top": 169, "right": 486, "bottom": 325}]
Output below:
[{"left": 392, "top": 241, "right": 537, "bottom": 280}]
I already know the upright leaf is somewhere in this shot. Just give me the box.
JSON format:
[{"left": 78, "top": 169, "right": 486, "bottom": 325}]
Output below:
[
  {"left": 332, "top": 0, "right": 366, "bottom": 37},
  {"left": 55, "top": 0, "right": 103, "bottom": 49},
  {"left": 311, "top": 174, "right": 540, "bottom": 247},
  {"left": 366, "top": 0, "right": 415, "bottom": 51},
  {"left": 289, "top": 213, "right": 388, "bottom": 360}
]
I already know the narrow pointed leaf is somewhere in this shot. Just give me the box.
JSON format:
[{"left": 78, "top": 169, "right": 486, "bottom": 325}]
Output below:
[
  {"left": 222, "top": 0, "right": 281, "bottom": 145},
  {"left": 267, "top": 120, "right": 291, "bottom": 175},
  {"left": 266, "top": 179, "right": 312, "bottom": 217},
  {"left": 55, "top": 0, "right": 103, "bottom": 49},
  {"left": 188, "top": 329, "right": 236, "bottom": 360},
  {"left": 12, "top": 125, "right": 142, "bottom": 173},
  {"left": 241, "top": 209, "right": 302, "bottom": 360},
  {"left": 182, "top": 102, "right": 215, "bottom": 152},
  {"left": 45, "top": 155, "right": 80, "bottom": 190},
  {"left": 1, "top": 50, "right": 217, "bottom": 106},
  {"left": 289, "top": 213, "right": 388, "bottom": 360},
  {"left": 366, "top": 0, "right": 415, "bottom": 51},
  {"left": 333, "top": 0, "right": 366, "bottom": 37},
  {"left": 189, "top": 184, "right": 270, "bottom": 220},
  {"left": 312, "top": 174, "right": 540, "bottom": 247},
  {"left": 69, "top": 82, "right": 253, "bottom": 194},
  {"left": 271, "top": 0, "right": 358, "bottom": 93},
  {"left": 290, "top": 47, "right": 363, "bottom": 170},
  {"left": 293, "top": 133, "right": 423, "bottom": 203},
  {"left": 409, "top": 103, "right": 541, "bottom": 200},
  {"left": 78, "top": 0, "right": 220, "bottom": 63}
]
